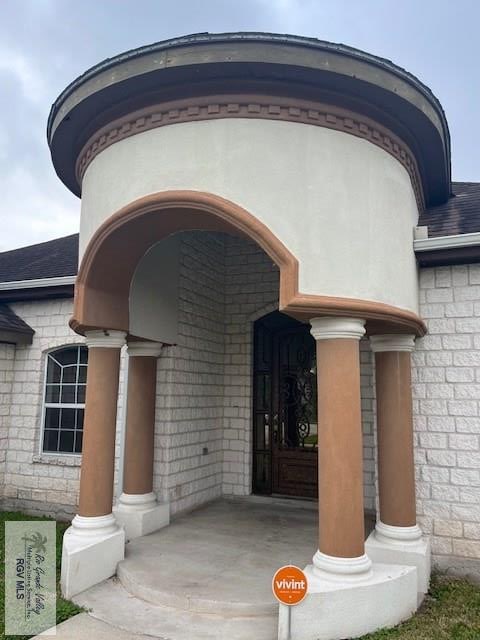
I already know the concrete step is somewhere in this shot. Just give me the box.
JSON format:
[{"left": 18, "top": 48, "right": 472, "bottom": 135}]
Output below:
[
  {"left": 73, "top": 578, "right": 278, "bottom": 640},
  {"left": 117, "top": 560, "right": 277, "bottom": 617}
]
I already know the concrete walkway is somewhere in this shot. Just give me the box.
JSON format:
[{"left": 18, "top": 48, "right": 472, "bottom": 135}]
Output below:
[{"left": 35, "top": 612, "right": 152, "bottom": 639}]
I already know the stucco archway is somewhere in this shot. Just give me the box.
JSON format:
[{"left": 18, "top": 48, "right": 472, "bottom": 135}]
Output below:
[
  {"left": 71, "top": 190, "right": 298, "bottom": 336},
  {"left": 71, "top": 189, "right": 426, "bottom": 337}
]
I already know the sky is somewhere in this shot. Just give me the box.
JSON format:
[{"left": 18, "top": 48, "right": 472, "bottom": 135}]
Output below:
[{"left": 0, "top": 0, "right": 479, "bottom": 251}]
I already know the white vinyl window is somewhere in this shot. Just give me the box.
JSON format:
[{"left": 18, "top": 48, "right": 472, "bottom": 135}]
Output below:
[{"left": 42, "top": 346, "right": 88, "bottom": 454}]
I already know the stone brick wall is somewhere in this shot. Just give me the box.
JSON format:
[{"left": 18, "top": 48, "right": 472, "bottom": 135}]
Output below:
[
  {"left": 0, "top": 232, "right": 377, "bottom": 520},
  {"left": 2, "top": 299, "right": 84, "bottom": 519},
  {"left": 1, "top": 299, "right": 128, "bottom": 519},
  {"left": 222, "top": 235, "right": 280, "bottom": 496},
  {"left": 153, "top": 232, "right": 226, "bottom": 516},
  {"left": 221, "top": 235, "right": 376, "bottom": 509},
  {"left": 415, "top": 264, "right": 480, "bottom": 573},
  {"left": 0, "top": 343, "right": 15, "bottom": 496}
]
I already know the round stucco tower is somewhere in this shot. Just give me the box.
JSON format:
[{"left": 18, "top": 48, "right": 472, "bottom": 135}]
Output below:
[
  {"left": 49, "top": 33, "right": 450, "bottom": 640},
  {"left": 49, "top": 32, "right": 449, "bottom": 339}
]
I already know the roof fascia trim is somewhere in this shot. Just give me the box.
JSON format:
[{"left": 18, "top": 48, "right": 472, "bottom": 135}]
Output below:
[
  {"left": 0, "top": 275, "right": 76, "bottom": 290},
  {"left": 414, "top": 232, "right": 480, "bottom": 252}
]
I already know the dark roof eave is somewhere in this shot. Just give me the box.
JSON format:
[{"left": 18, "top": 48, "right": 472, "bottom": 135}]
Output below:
[
  {"left": 47, "top": 32, "right": 449, "bottom": 140},
  {"left": 47, "top": 32, "right": 451, "bottom": 206},
  {"left": 416, "top": 245, "right": 480, "bottom": 268}
]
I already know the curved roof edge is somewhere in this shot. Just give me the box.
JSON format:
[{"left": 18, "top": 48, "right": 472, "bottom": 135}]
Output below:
[{"left": 47, "top": 31, "right": 451, "bottom": 206}]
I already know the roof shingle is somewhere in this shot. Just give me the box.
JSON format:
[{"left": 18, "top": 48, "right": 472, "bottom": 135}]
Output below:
[
  {"left": 0, "top": 304, "right": 34, "bottom": 335},
  {"left": 419, "top": 182, "right": 480, "bottom": 237},
  {"left": 0, "top": 234, "right": 78, "bottom": 282}
]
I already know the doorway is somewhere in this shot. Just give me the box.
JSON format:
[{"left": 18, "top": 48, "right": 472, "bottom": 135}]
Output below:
[{"left": 252, "top": 311, "right": 318, "bottom": 498}]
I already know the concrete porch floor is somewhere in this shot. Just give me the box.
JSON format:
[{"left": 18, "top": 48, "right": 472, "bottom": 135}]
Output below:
[{"left": 71, "top": 497, "right": 375, "bottom": 640}]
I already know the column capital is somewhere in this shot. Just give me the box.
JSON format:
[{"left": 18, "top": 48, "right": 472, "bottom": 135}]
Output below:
[
  {"left": 85, "top": 329, "right": 126, "bottom": 349},
  {"left": 370, "top": 334, "right": 416, "bottom": 353},
  {"left": 127, "top": 341, "right": 163, "bottom": 358},
  {"left": 310, "top": 317, "right": 366, "bottom": 341}
]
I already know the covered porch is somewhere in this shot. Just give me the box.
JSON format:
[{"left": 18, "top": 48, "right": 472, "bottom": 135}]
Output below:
[
  {"left": 73, "top": 497, "right": 375, "bottom": 640},
  {"left": 60, "top": 195, "right": 430, "bottom": 640}
]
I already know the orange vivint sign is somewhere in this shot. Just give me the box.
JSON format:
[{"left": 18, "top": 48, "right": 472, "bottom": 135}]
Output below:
[{"left": 272, "top": 565, "right": 308, "bottom": 605}]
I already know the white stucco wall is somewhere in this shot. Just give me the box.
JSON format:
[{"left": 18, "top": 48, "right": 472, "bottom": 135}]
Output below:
[
  {"left": 129, "top": 234, "right": 181, "bottom": 344},
  {"left": 80, "top": 118, "right": 420, "bottom": 314}
]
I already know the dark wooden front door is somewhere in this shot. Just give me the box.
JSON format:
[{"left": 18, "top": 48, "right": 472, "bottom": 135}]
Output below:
[{"left": 252, "top": 311, "right": 318, "bottom": 498}]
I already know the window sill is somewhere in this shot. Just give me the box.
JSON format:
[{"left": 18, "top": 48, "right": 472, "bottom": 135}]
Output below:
[{"left": 32, "top": 454, "right": 82, "bottom": 467}]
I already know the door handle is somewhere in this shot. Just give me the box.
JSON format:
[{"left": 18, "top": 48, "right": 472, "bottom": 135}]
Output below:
[
  {"left": 272, "top": 413, "right": 279, "bottom": 443},
  {"left": 264, "top": 413, "right": 270, "bottom": 447}
]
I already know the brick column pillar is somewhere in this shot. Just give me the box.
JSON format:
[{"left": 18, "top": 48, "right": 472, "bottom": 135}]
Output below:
[
  {"left": 310, "top": 317, "right": 372, "bottom": 580},
  {"left": 113, "top": 341, "right": 170, "bottom": 540}
]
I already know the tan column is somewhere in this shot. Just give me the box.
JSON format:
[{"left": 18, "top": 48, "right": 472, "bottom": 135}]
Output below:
[
  {"left": 370, "top": 335, "right": 421, "bottom": 541},
  {"left": 78, "top": 330, "right": 126, "bottom": 518},
  {"left": 122, "top": 342, "right": 163, "bottom": 496},
  {"left": 310, "top": 317, "right": 371, "bottom": 578}
]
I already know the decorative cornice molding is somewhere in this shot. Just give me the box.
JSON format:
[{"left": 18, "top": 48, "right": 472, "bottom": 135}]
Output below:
[
  {"left": 84, "top": 329, "right": 127, "bottom": 349},
  {"left": 126, "top": 341, "right": 163, "bottom": 358},
  {"left": 370, "top": 334, "right": 416, "bottom": 353},
  {"left": 310, "top": 317, "right": 366, "bottom": 341},
  {"left": 76, "top": 94, "right": 425, "bottom": 211}
]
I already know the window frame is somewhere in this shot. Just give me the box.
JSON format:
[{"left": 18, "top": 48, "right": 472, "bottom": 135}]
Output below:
[{"left": 40, "top": 345, "right": 87, "bottom": 457}]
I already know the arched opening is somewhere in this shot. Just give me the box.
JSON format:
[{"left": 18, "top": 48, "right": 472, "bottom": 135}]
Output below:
[
  {"left": 72, "top": 190, "right": 426, "bottom": 338},
  {"left": 71, "top": 191, "right": 298, "bottom": 336}
]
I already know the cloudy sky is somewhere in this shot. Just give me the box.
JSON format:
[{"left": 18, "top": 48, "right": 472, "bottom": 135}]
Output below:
[{"left": 1, "top": 0, "right": 479, "bottom": 251}]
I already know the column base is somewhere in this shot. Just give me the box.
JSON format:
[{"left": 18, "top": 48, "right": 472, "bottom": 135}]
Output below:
[
  {"left": 61, "top": 514, "right": 125, "bottom": 599},
  {"left": 312, "top": 550, "right": 372, "bottom": 582},
  {"left": 365, "top": 523, "right": 431, "bottom": 595},
  {"left": 113, "top": 492, "right": 170, "bottom": 541},
  {"left": 279, "top": 560, "right": 417, "bottom": 640}
]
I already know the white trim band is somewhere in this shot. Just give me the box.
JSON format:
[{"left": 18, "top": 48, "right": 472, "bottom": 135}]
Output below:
[
  {"left": 310, "top": 317, "right": 366, "bottom": 341},
  {"left": 370, "top": 334, "right": 416, "bottom": 353},
  {"left": 375, "top": 521, "right": 423, "bottom": 544},
  {"left": 117, "top": 492, "right": 158, "bottom": 511},
  {"left": 85, "top": 329, "right": 127, "bottom": 349},
  {"left": 414, "top": 231, "right": 480, "bottom": 252},
  {"left": 0, "top": 275, "right": 76, "bottom": 290},
  {"left": 127, "top": 341, "right": 163, "bottom": 358},
  {"left": 70, "top": 513, "right": 120, "bottom": 539},
  {"left": 312, "top": 550, "right": 372, "bottom": 580}
]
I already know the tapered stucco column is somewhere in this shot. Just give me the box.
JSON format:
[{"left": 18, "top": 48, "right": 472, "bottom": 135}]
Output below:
[
  {"left": 61, "top": 329, "right": 126, "bottom": 599},
  {"left": 365, "top": 334, "right": 430, "bottom": 595},
  {"left": 113, "top": 341, "right": 170, "bottom": 540},
  {"left": 309, "top": 317, "right": 372, "bottom": 580}
]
